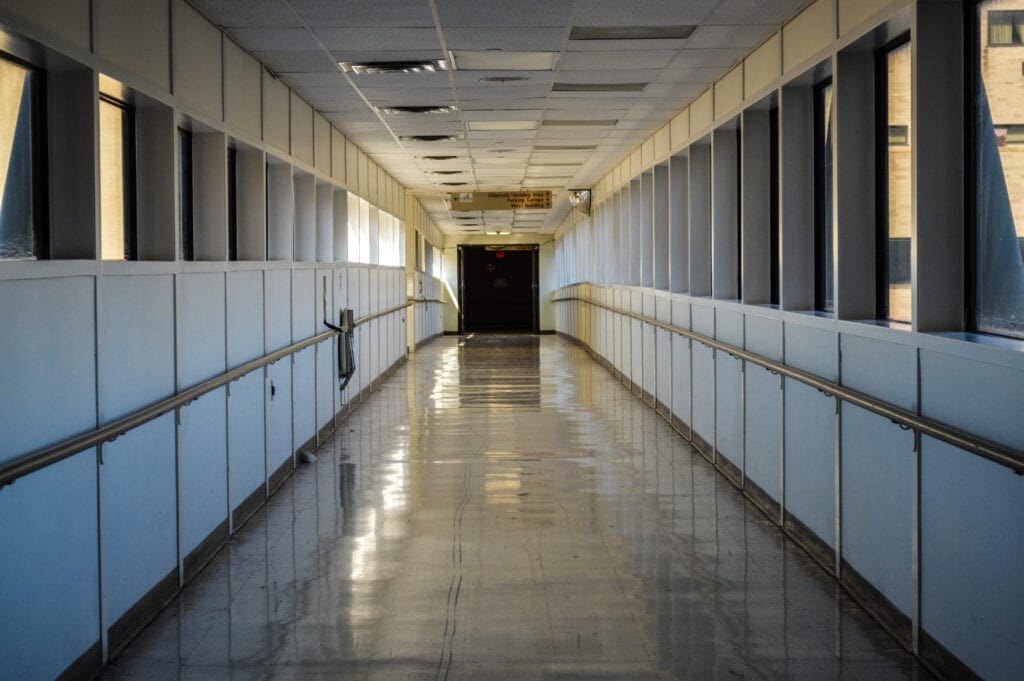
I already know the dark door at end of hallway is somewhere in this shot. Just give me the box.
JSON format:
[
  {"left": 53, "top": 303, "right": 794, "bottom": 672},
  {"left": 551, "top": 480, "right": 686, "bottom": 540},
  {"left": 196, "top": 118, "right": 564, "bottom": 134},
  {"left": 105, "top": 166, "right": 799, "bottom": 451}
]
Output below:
[{"left": 459, "top": 245, "right": 538, "bottom": 333}]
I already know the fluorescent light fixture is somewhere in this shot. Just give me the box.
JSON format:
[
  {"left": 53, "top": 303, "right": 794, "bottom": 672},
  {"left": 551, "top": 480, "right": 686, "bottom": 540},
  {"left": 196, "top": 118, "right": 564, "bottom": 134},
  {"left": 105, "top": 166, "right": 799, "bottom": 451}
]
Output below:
[
  {"left": 452, "top": 51, "right": 557, "bottom": 71},
  {"left": 535, "top": 144, "right": 597, "bottom": 150},
  {"left": 569, "top": 26, "right": 696, "bottom": 40},
  {"left": 541, "top": 119, "right": 618, "bottom": 126},
  {"left": 339, "top": 59, "right": 447, "bottom": 74},
  {"left": 478, "top": 76, "right": 529, "bottom": 83},
  {"left": 552, "top": 82, "right": 647, "bottom": 92},
  {"left": 467, "top": 121, "right": 538, "bottom": 132}
]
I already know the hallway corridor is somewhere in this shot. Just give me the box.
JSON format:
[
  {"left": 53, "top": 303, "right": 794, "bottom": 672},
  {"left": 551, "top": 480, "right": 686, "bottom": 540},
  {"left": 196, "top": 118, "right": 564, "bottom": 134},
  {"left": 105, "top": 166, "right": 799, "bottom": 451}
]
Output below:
[{"left": 100, "top": 335, "right": 929, "bottom": 681}]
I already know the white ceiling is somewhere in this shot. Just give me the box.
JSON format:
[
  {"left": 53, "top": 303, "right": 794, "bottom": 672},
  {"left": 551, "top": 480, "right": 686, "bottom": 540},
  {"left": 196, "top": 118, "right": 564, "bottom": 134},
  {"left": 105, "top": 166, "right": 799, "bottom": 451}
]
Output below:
[{"left": 189, "top": 0, "right": 810, "bottom": 236}]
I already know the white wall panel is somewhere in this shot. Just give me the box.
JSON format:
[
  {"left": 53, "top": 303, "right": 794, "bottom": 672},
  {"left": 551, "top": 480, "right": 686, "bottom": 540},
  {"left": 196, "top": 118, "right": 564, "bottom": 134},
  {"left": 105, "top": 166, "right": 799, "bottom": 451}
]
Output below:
[
  {"left": 95, "top": 0, "right": 170, "bottom": 90},
  {"left": 0, "top": 0, "right": 90, "bottom": 50},
  {"left": 264, "top": 269, "right": 291, "bottom": 352},
  {"left": 262, "top": 72, "right": 290, "bottom": 153},
  {"left": 172, "top": 0, "right": 222, "bottom": 119},
  {"left": 290, "top": 92, "right": 314, "bottom": 166},
  {"left": 782, "top": 0, "right": 835, "bottom": 73},
  {"left": 224, "top": 39, "right": 262, "bottom": 139}
]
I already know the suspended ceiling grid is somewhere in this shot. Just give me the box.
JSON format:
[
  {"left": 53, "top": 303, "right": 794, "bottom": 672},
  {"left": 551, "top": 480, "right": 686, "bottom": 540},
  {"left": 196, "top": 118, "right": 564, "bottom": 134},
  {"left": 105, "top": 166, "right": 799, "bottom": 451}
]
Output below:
[{"left": 189, "top": 0, "right": 810, "bottom": 236}]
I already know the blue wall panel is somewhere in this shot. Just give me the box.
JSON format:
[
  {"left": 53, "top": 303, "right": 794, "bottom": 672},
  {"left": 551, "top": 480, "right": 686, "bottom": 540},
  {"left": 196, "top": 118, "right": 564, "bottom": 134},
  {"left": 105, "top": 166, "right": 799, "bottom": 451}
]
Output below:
[
  {"left": 715, "top": 352, "right": 742, "bottom": 468},
  {"left": 0, "top": 449, "right": 100, "bottom": 681},
  {"left": 0, "top": 277, "right": 96, "bottom": 462},
  {"left": 228, "top": 371, "right": 266, "bottom": 512},
  {"left": 100, "top": 414, "right": 177, "bottom": 625},
  {"left": 783, "top": 380, "right": 835, "bottom": 548},
  {"left": 921, "top": 437, "right": 1024, "bottom": 681},
  {"left": 743, "top": 365, "right": 780, "bottom": 500},
  {"left": 179, "top": 387, "right": 228, "bottom": 556},
  {"left": 841, "top": 404, "right": 913, "bottom": 615}
]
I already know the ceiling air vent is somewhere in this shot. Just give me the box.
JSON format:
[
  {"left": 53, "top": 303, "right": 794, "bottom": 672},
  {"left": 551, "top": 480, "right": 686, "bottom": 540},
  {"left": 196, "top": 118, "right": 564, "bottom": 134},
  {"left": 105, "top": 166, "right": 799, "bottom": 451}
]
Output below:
[
  {"left": 339, "top": 59, "right": 447, "bottom": 74},
  {"left": 429, "top": 170, "right": 463, "bottom": 175},
  {"left": 441, "top": 182, "right": 468, "bottom": 186},
  {"left": 378, "top": 105, "right": 457, "bottom": 115},
  {"left": 569, "top": 26, "right": 696, "bottom": 40},
  {"left": 421, "top": 155, "right": 460, "bottom": 161}
]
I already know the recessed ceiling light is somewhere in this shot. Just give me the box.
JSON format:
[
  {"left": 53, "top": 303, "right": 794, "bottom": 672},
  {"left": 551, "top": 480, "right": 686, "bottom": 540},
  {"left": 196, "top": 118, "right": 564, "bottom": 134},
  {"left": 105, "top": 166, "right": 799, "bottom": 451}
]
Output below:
[
  {"left": 535, "top": 144, "right": 597, "bottom": 150},
  {"left": 339, "top": 59, "right": 447, "bottom": 74},
  {"left": 400, "top": 135, "right": 463, "bottom": 142},
  {"left": 452, "top": 51, "right": 557, "bottom": 71},
  {"left": 552, "top": 82, "right": 646, "bottom": 92},
  {"left": 569, "top": 26, "right": 696, "bottom": 40},
  {"left": 468, "top": 121, "right": 538, "bottom": 132},
  {"left": 478, "top": 76, "right": 529, "bottom": 84},
  {"left": 541, "top": 119, "right": 618, "bottom": 126},
  {"left": 378, "top": 104, "right": 457, "bottom": 115}
]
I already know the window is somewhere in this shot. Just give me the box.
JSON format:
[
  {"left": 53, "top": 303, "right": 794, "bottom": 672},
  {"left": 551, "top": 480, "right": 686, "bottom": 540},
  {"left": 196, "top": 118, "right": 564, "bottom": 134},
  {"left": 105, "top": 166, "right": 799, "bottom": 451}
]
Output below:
[
  {"left": 0, "top": 54, "right": 46, "bottom": 260},
  {"left": 813, "top": 78, "right": 835, "bottom": 313},
  {"left": 988, "top": 10, "right": 1024, "bottom": 46},
  {"left": 227, "top": 147, "right": 237, "bottom": 260},
  {"left": 876, "top": 37, "right": 912, "bottom": 323},
  {"left": 177, "top": 128, "right": 193, "bottom": 261},
  {"left": 769, "top": 106, "right": 780, "bottom": 305},
  {"left": 99, "top": 95, "right": 135, "bottom": 260},
  {"left": 972, "top": 2, "right": 1024, "bottom": 337}
]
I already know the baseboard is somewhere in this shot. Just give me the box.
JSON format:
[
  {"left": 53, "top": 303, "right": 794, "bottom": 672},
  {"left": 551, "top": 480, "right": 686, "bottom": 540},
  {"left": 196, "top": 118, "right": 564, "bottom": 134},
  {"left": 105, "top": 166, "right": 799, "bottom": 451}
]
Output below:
[
  {"left": 783, "top": 510, "right": 837, "bottom": 577},
  {"left": 743, "top": 477, "right": 781, "bottom": 520},
  {"left": 920, "top": 628, "right": 984, "bottom": 681},
  {"left": 183, "top": 519, "right": 229, "bottom": 585},
  {"left": 558, "top": 326, "right": 980, "bottom": 680},
  {"left": 56, "top": 639, "right": 101, "bottom": 681},
  {"left": 691, "top": 430, "right": 714, "bottom": 462},
  {"left": 714, "top": 451, "right": 743, "bottom": 488},
  {"left": 840, "top": 560, "right": 912, "bottom": 649},
  {"left": 267, "top": 456, "right": 295, "bottom": 495},
  {"left": 107, "top": 567, "right": 178, "bottom": 660},
  {"left": 232, "top": 484, "right": 266, "bottom": 531}
]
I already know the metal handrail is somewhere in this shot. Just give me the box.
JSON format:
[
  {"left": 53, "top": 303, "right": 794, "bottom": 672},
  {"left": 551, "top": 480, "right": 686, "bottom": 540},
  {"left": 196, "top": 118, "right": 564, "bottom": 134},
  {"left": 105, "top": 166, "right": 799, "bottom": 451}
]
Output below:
[
  {"left": 553, "top": 295, "right": 1024, "bottom": 474},
  {"left": 0, "top": 301, "right": 416, "bottom": 489}
]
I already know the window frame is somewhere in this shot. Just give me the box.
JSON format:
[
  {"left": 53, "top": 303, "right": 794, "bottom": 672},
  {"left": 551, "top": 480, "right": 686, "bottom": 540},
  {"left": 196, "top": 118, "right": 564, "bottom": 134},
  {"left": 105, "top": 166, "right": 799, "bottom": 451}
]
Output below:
[
  {"left": 874, "top": 32, "right": 912, "bottom": 322},
  {"left": 99, "top": 93, "right": 137, "bottom": 261},
  {"left": 177, "top": 126, "right": 194, "bottom": 261},
  {"left": 769, "top": 105, "right": 780, "bottom": 306},
  {"left": 0, "top": 49, "right": 48, "bottom": 260},
  {"left": 987, "top": 9, "right": 1024, "bottom": 47},
  {"left": 227, "top": 146, "right": 237, "bottom": 261},
  {"left": 967, "top": 1, "right": 1024, "bottom": 339},
  {"left": 813, "top": 76, "right": 835, "bottom": 313}
]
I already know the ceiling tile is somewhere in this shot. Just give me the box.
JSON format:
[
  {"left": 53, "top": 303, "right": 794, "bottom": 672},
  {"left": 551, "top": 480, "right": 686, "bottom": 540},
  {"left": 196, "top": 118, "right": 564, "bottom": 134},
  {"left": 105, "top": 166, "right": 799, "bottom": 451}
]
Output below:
[{"left": 436, "top": 0, "right": 573, "bottom": 28}]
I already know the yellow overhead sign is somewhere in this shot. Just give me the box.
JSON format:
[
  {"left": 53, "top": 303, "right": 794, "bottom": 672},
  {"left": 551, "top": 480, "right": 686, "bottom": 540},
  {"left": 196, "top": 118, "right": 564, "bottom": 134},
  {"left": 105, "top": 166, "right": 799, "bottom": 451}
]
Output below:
[{"left": 449, "top": 191, "right": 552, "bottom": 211}]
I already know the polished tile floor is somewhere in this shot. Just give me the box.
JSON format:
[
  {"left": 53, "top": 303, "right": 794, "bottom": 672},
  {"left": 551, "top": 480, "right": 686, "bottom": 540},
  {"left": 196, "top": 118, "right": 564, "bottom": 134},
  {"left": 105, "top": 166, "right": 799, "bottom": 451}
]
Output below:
[{"left": 101, "top": 335, "right": 931, "bottom": 680}]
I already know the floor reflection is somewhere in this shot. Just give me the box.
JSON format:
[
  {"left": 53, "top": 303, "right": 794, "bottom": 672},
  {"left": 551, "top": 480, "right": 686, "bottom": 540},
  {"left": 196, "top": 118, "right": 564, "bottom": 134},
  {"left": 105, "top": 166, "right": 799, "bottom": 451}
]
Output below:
[{"left": 100, "top": 335, "right": 930, "bottom": 681}]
